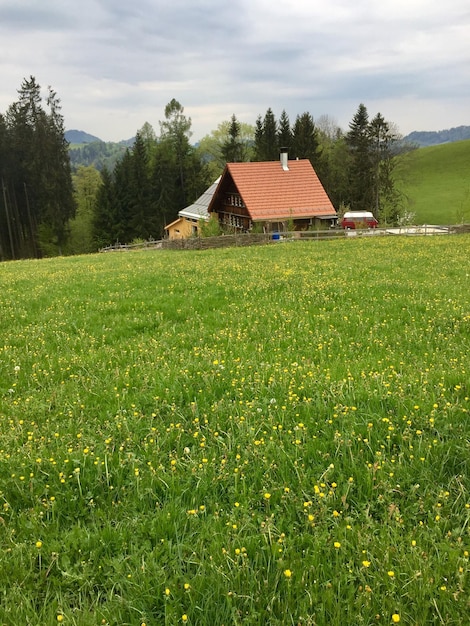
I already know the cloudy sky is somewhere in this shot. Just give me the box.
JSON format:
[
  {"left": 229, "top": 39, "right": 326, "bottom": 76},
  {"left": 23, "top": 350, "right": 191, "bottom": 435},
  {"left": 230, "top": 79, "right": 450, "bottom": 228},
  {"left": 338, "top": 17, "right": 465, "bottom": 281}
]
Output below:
[{"left": 1, "top": 0, "right": 469, "bottom": 142}]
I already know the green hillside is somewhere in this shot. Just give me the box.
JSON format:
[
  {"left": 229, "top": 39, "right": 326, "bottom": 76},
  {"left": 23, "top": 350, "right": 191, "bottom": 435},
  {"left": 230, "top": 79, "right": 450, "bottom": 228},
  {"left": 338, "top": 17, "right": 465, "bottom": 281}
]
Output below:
[
  {"left": 395, "top": 139, "right": 470, "bottom": 224},
  {"left": 1, "top": 238, "right": 469, "bottom": 624}
]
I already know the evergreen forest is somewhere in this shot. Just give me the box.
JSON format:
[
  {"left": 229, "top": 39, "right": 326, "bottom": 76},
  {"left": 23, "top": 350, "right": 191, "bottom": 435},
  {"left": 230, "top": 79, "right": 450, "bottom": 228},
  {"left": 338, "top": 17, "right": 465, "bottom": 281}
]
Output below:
[{"left": 0, "top": 77, "right": 410, "bottom": 260}]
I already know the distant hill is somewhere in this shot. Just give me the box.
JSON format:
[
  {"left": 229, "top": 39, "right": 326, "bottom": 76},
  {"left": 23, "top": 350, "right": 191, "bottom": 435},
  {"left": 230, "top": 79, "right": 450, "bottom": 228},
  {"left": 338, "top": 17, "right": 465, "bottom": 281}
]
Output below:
[
  {"left": 68, "top": 141, "right": 129, "bottom": 172},
  {"left": 66, "top": 129, "right": 135, "bottom": 146},
  {"left": 65, "top": 130, "right": 102, "bottom": 144},
  {"left": 66, "top": 131, "right": 136, "bottom": 171},
  {"left": 403, "top": 125, "right": 470, "bottom": 147},
  {"left": 395, "top": 139, "right": 470, "bottom": 224}
]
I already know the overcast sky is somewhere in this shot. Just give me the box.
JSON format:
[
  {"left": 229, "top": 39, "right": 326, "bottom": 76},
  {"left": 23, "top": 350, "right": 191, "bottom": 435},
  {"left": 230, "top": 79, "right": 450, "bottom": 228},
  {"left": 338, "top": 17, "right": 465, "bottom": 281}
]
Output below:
[{"left": 1, "top": 0, "right": 469, "bottom": 142}]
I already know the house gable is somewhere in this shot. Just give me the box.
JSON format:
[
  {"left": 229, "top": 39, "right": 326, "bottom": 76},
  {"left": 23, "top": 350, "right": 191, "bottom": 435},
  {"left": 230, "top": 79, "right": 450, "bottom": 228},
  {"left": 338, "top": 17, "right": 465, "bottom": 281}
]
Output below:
[{"left": 208, "top": 159, "right": 336, "bottom": 226}]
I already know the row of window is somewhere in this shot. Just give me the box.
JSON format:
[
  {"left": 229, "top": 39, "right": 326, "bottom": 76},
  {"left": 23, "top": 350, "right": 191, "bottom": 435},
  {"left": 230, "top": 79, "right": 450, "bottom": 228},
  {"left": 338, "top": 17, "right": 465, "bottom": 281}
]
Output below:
[
  {"left": 226, "top": 214, "right": 244, "bottom": 229},
  {"left": 226, "top": 193, "right": 244, "bottom": 208}
]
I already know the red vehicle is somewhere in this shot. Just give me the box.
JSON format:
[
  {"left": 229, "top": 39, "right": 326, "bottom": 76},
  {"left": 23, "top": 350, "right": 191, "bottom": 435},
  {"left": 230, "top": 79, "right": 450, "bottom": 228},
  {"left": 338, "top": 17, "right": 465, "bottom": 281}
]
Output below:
[{"left": 341, "top": 211, "right": 378, "bottom": 229}]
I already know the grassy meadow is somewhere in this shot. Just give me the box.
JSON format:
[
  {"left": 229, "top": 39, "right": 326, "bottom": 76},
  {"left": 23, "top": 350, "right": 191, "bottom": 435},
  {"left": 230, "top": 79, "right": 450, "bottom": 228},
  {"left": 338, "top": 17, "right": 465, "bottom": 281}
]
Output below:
[
  {"left": 396, "top": 139, "right": 470, "bottom": 225},
  {"left": 0, "top": 236, "right": 469, "bottom": 625}
]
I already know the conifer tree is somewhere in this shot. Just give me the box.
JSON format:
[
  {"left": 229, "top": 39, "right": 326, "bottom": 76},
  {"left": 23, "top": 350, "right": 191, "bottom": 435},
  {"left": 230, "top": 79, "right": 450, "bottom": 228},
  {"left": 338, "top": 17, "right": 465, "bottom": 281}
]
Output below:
[
  {"left": 92, "top": 166, "right": 118, "bottom": 248},
  {"left": 292, "top": 112, "right": 319, "bottom": 163},
  {"left": 221, "top": 114, "right": 243, "bottom": 163},
  {"left": 1, "top": 76, "right": 75, "bottom": 258},
  {"left": 254, "top": 108, "right": 278, "bottom": 161},
  {"left": 128, "top": 132, "right": 158, "bottom": 240},
  {"left": 277, "top": 110, "right": 292, "bottom": 151},
  {"left": 346, "top": 104, "right": 402, "bottom": 220},
  {"left": 346, "top": 103, "right": 374, "bottom": 212}
]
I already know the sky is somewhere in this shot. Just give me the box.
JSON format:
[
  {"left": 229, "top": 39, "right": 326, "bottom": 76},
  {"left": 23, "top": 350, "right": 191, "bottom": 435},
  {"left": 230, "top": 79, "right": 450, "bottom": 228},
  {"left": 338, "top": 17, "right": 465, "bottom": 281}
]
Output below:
[{"left": 1, "top": 0, "right": 469, "bottom": 143}]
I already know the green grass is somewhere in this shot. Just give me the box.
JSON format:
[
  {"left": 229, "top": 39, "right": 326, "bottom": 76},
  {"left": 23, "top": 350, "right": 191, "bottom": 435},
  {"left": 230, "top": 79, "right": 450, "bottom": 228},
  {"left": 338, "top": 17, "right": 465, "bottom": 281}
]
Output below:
[
  {"left": 1, "top": 238, "right": 469, "bottom": 625},
  {"left": 395, "top": 140, "right": 470, "bottom": 224}
]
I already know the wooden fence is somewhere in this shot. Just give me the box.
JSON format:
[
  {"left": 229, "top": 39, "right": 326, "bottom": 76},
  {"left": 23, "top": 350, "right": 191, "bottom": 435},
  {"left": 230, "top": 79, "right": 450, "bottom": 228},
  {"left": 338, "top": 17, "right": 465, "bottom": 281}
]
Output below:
[{"left": 100, "top": 224, "right": 470, "bottom": 253}]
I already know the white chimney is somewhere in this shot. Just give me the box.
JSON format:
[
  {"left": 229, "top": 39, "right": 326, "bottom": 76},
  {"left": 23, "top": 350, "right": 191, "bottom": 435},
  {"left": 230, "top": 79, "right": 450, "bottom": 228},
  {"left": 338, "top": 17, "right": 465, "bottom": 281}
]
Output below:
[{"left": 280, "top": 147, "right": 289, "bottom": 171}]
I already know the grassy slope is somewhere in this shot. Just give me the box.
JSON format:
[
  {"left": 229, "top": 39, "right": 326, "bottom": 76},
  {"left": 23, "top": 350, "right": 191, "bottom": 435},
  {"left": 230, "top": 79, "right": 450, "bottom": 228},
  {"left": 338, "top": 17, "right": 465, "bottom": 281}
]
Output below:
[
  {"left": 395, "top": 139, "right": 470, "bottom": 224},
  {"left": 0, "top": 240, "right": 469, "bottom": 625}
]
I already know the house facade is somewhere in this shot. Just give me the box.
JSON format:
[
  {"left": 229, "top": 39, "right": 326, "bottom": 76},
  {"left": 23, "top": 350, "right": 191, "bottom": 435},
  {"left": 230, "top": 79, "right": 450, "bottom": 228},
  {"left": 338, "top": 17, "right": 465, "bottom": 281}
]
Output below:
[
  {"left": 165, "top": 153, "right": 336, "bottom": 238},
  {"left": 207, "top": 152, "right": 336, "bottom": 232}
]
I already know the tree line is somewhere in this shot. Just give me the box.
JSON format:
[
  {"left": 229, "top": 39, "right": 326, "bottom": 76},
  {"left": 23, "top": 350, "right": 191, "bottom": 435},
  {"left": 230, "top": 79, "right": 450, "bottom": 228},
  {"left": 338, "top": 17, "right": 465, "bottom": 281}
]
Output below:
[
  {"left": 1, "top": 76, "right": 410, "bottom": 259},
  {"left": 0, "top": 77, "right": 75, "bottom": 260}
]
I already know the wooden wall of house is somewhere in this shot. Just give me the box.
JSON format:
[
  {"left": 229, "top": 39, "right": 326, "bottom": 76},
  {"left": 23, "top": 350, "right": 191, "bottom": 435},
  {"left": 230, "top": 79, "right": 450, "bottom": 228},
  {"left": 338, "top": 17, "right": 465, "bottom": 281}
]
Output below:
[{"left": 166, "top": 218, "right": 198, "bottom": 240}]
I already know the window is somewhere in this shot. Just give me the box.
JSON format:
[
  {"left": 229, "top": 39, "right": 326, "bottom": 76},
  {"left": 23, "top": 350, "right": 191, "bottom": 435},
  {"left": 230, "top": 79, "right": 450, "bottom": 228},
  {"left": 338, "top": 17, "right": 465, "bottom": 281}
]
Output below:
[
  {"left": 229, "top": 214, "right": 243, "bottom": 228},
  {"left": 226, "top": 193, "right": 244, "bottom": 208}
]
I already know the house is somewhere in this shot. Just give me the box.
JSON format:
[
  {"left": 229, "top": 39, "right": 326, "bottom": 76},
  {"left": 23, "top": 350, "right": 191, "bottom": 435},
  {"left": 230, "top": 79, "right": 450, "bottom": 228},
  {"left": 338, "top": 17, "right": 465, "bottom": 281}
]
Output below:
[
  {"left": 207, "top": 151, "right": 336, "bottom": 232},
  {"left": 165, "top": 177, "right": 221, "bottom": 240}
]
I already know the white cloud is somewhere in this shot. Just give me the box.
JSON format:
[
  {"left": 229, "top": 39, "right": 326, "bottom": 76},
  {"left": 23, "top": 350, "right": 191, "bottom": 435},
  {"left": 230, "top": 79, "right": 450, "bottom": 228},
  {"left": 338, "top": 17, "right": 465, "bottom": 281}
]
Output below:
[{"left": 0, "top": 0, "right": 469, "bottom": 141}]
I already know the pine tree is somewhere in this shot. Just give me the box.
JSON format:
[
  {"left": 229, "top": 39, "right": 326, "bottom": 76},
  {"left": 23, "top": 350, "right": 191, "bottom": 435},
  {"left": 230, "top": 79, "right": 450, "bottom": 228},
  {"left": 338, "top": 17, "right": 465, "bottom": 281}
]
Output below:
[
  {"left": 277, "top": 110, "right": 292, "bottom": 152},
  {"left": 41, "top": 87, "right": 76, "bottom": 253},
  {"left": 345, "top": 104, "right": 402, "bottom": 221},
  {"left": 346, "top": 103, "right": 374, "bottom": 212},
  {"left": 2, "top": 77, "right": 75, "bottom": 257},
  {"left": 292, "top": 112, "right": 319, "bottom": 163},
  {"left": 254, "top": 109, "right": 278, "bottom": 161},
  {"left": 128, "top": 132, "right": 158, "bottom": 240},
  {"left": 253, "top": 116, "right": 264, "bottom": 161},
  {"left": 221, "top": 114, "right": 243, "bottom": 163},
  {"left": 92, "top": 166, "right": 117, "bottom": 248}
]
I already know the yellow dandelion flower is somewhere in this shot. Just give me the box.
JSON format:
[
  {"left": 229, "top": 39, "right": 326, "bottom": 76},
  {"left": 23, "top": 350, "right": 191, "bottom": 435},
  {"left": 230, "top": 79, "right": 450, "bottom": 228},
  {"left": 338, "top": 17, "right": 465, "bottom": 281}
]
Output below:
[
  {"left": 387, "top": 571, "right": 395, "bottom": 578},
  {"left": 334, "top": 541, "right": 341, "bottom": 549},
  {"left": 362, "top": 560, "right": 371, "bottom": 568},
  {"left": 182, "top": 615, "right": 188, "bottom": 623},
  {"left": 283, "top": 569, "right": 292, "bottom": 578},
  {"left": 391, "top": 614, "right": 400, "bottom": 623},
  {"left": 57, "top": 616, "right": 64, "bottom": 623},
  {"left": 35, "top": 541, "right": 43, "bottom": 549},
  {"left": 264, "top": 492, "right": 271, "bottom": 500}
]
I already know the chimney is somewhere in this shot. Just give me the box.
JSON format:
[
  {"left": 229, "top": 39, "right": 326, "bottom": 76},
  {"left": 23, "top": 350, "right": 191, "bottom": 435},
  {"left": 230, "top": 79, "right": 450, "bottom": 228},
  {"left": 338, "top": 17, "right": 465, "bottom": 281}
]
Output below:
[{"left": 280, "top": 147, "right": 289, "bottom": 171}]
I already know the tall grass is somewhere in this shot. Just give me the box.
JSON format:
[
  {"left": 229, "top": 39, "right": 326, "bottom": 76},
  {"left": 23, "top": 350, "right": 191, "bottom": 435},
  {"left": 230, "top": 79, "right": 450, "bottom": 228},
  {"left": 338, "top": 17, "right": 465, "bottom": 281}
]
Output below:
[{"left": 1, "top": 237, "right": 469, "bottom": 625}]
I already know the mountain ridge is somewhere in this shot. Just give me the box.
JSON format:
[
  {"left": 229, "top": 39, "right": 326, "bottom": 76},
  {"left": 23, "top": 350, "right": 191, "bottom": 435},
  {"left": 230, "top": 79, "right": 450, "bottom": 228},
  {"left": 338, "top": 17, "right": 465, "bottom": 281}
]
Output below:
[
  {"left": 403, "top": 125, "right": 470, "bottom": 147},
  {"left": 65, "top": 129, "right": 134, "bottom": 146},
  {"left": 66, "top": 125, "right": 470, "bottom": 149}
]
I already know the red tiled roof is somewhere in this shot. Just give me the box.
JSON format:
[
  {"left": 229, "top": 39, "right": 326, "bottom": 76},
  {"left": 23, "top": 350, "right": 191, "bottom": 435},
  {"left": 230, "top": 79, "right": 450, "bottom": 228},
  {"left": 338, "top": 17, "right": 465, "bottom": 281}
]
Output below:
[{"left": 217, "top": 159, "right": 335, "bottom": 221}]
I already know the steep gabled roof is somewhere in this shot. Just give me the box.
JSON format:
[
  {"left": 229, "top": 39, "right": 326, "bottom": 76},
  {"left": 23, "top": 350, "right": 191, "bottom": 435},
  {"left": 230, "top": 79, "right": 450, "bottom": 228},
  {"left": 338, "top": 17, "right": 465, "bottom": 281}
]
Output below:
[
  {"left": 179, "top": 176, "right": 221, "bottom": 221},
  {"left": 209, "top": 160, "right": 335, "bottom": 221}
]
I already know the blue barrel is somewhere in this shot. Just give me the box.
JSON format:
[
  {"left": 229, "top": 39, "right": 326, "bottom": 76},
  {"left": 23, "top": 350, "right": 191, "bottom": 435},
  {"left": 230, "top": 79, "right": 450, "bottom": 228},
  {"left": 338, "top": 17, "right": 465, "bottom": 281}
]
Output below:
[{"left": 272, "top": 232, "right": 280, "bottom": 240}]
